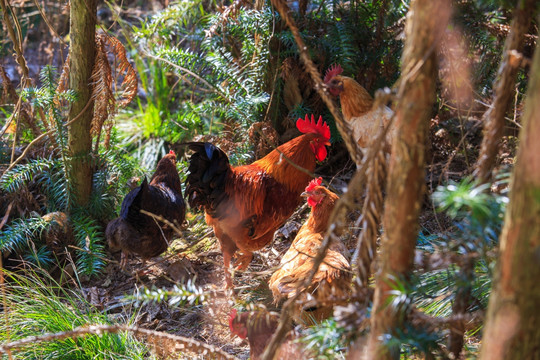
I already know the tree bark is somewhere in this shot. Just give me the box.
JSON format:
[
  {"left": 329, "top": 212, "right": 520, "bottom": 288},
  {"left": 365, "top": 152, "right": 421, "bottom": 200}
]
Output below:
[
  {"left": 474, "top": 0, "right": 536, "bottom": 184},
  {"left": 366, "top": 0, "right": 448, "bottom": 358},
  {"left": 67, "top": 0, "right": 97, "bottom": 207},
  {"left": 480, "top": 28, "right": 540, "bottom": 360}
]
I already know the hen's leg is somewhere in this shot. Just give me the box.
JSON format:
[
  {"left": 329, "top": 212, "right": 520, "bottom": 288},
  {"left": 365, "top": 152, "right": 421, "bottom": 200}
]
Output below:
[
  {"left": 234, "top": 251, "right": 253, "bottom": 271},
  {"left": 222, "top": 251, "right": 234, "bottom": 288}
]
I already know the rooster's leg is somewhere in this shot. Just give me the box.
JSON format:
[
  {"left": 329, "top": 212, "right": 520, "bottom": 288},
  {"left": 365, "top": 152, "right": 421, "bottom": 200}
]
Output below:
[
  {"left": 234, "top": 251, "right": 253, "bottom": 271},
  {"left": 223, "top": 251, "right": 234, "bottom": 288}
]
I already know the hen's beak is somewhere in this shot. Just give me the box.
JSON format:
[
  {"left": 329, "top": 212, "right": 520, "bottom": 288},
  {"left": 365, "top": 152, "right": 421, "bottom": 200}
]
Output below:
[{"left": 301, "top": 191, "right": 310, "bottom": 198}]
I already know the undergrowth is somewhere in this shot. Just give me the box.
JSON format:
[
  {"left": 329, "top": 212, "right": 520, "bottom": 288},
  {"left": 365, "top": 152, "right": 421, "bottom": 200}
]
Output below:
[
  {"left": 0, "top": 269, "right": 152, "bottom": 359},
  {"left": 0, "top": 67, "right": 142, "bottom": 276}
]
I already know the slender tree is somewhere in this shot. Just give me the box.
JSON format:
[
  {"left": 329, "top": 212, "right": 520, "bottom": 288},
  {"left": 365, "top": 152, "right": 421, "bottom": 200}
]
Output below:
[
  {"left": 474, "top": 0, "right": 536, "bottom": 184},
  {"left": 480, "top": 29, "right": 540, "bottom": 360},
  {"left": 67, "top": 0, "right": 97, "bottom": 207},
  {"left": 366, "top": 0, "right": 449, "bottom": 358}
]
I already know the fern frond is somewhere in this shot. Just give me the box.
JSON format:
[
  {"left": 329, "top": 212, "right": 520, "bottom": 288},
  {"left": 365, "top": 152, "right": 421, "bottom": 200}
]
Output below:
[
  {"left": 56, "top": 54, "right": 70, "bottom": 94},
  {"left": 0, "top": 158, "right": 55, "bottom": 193},
  {"left": 0, "top": 215, "right": 49, "bottom": 253},
  {"left": 71, "top": 212, "right": 106, "bottom": 276},
  {"left": 23, "top": 244, "right": 55, "bottom": 269},
  {"left": 102, "top": 34, "right": 138, "bottom": 108},
  {"left": 90, "top": 33, "right": 138, "bottom": 150}
]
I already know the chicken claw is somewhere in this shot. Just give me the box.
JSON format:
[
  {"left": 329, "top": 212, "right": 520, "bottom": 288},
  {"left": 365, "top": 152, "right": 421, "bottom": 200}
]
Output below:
[{"left": 233, "top": 251, "right": 253, "bottom": 271}]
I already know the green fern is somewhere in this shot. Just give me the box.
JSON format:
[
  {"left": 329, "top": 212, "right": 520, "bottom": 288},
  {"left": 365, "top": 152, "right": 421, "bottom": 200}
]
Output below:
[
  {"left": 70, "top": 212, "right": 106, "bottom": 276},
  {"left": 0, "top": 215, "right": 49, "bottom": 254},
  {"left": 300, "top": 318, "right": 348, "bottom": 359},
  {"left": 0, "top": 158, "right": 56, "bottom": 194}
]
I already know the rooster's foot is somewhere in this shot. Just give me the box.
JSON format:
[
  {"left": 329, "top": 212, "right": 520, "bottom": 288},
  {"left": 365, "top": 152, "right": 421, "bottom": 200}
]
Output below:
[{"left": 233, "top": 252, "right": 253, "bottom": 271}]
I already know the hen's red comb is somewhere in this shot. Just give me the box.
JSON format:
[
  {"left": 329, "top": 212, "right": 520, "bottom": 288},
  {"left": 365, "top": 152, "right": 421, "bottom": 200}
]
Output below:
[
  {"left": 169, "top": 150, "right": 176, "bottom": 156},
  {"left": 296, "top": 114, "right": 331, "bottom": 141},
  {"left": 229, "top": 309, "right": 237, "bottom": 329},
  {"left": 305, "top": 177, "right": 323, "bottom": 192},
  {"left": 324, "top": 64, "right": 343, "bottom": 84}
]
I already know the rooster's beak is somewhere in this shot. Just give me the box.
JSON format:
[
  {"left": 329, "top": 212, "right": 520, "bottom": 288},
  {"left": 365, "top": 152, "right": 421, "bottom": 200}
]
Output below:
[{"left": 301, "top": 191, "right": 310, "bottom": 198}]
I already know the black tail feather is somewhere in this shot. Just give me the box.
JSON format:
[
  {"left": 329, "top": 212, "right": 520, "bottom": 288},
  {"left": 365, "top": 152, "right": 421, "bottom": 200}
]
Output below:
[
  {"left": 184, "top": 142, "right": 231, "bottom": 216},
  {"left": 120, "top": 177, "right": 148, "bottom": 223}
]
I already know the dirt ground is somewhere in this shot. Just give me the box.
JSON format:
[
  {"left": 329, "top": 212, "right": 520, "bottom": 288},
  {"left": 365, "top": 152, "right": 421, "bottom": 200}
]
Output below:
[{"left": 80, "top": 206, "right": 307, "bottom": 359}]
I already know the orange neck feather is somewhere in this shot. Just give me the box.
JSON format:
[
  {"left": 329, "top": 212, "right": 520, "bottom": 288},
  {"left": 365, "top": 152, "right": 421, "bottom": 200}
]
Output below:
[
  {"left": 306, "top": 189, "right": 339, "bottom": 233},
  {"left": 341, "top": 77, "right": 374, "bottom": 120},
  {"left": 253, "top": 134, "right": 318, "bottom": 194}
]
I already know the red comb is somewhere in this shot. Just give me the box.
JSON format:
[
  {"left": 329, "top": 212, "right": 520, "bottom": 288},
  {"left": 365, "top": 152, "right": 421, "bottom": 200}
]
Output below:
[
  {"left": 305, "top": 177, "right": 323, "bottom": 192},
  {"left": 169, "top": 150, "right": 176, "bottom": 156},
  {"left": 324, "top": 64, "right": 343, "bottom": 84},
  {"left": 296, "top": 114, "right": 331, "bottom": 141}
]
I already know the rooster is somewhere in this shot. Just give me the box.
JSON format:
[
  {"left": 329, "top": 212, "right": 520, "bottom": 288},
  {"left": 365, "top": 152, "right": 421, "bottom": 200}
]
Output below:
[
  {"left": 185, "top": 115, "right": 331, "bottom": 287},
  {"left": 269, "top": 178, "right": 351, "bottom": 323},
  {"left": 106, "top": 150, "right": 186, "bottom": 268},
  {"left": 229, "top": 309, "right": 308, "bottom": 360},
  {"left": 324, "top": 64, "right": 396, "bottom": 153}
]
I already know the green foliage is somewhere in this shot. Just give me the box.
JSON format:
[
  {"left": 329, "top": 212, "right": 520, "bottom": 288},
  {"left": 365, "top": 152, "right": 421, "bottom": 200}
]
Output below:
[
  {"left": 134, "top": 5, "right": 272, "bottom": 132},
  {"left": 300, "top": 318, "right": 347, "bottom": 359},
  {"left": 0, "top": 143, "right": 140, "bottom": 276},
  {"left": 375, "top": 177, "right": 508, "bottom": 357},
  {"left": 0, "top": 270, "right": 152, "bottom": 359},
  {"left": 0, "top": 215, "right": 53, "bottom": 267},
  {"left": 129, "top": 279, "right": 207, "bottom": 308},
  {"left": 388, "top": 325, "right": 443, "bottom": 359},
  {"left": 452, "top": 0, "right": 533, "bottom": 98},
  {"left": 432, "top": 176, "right": 507, "bottom": 253}
]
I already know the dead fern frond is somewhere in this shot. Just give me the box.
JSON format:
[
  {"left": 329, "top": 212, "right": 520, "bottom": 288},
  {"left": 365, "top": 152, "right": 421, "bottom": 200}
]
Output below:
[
  {"left": 91, "top": 33, "right": 116, "bottom": 151},
  {"left": 101, "top": 33, "right": 137, "bottom": 108},
  {"left": 56, "top": 54, "right": 70, "bottom": 95},
  {"left": 90, "top": 32, "right": 137, "bottom": 150},
  {"left": 56, "top": 32, "right": 137, "bottom": 151},
  {"left": 205, "top": 0, "right": 244, "bottom": 37}
]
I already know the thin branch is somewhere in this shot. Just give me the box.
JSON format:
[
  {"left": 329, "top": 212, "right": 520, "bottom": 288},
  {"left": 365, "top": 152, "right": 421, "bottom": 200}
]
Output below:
[{"left": 0, "top": 324, "right": 239, "bottom": 359}]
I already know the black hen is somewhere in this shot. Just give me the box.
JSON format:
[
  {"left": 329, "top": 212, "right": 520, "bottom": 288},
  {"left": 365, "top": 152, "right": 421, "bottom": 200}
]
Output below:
[{"left": 106, "top": 151, "right": 186, "bottom": 268}]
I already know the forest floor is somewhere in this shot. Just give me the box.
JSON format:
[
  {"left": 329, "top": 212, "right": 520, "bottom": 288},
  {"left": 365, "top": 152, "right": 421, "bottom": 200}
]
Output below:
[{"left": 82, "top": 208, "right": 309, "bottom": 359}]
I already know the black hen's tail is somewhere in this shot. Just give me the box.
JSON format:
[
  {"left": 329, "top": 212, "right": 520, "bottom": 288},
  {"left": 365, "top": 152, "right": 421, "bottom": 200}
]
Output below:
[
  {"left": 184, "top": 142, "right": 231, "bottom": 217},
  {"left": 120, "top": 177, "right": 148, "bottom": 225}
]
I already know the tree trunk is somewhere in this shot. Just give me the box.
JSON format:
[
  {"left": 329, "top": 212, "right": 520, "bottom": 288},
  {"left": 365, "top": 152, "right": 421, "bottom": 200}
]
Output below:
[
  {"left": 366, "top": 0, "right": 448, "bottom": 358},
  {"left": 480, "top": 29, "right": 540, "bottom": 360},
  {"left": 474, "top": 0, "right": 536, "bottom": 184},
  {"left": 67, "top": 0, "right": 96, "bottom": 207}
]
